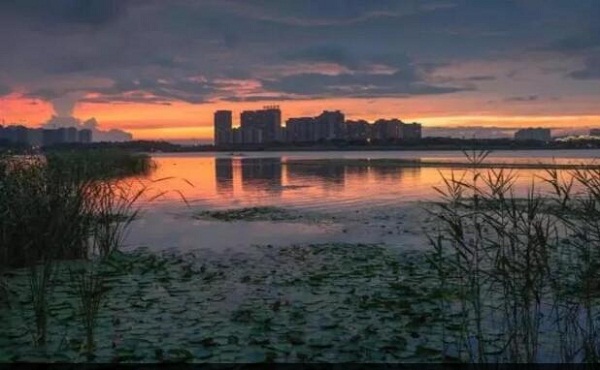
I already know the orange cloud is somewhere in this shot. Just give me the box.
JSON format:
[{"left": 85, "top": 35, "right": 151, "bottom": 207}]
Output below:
[
  {"left": 0, "top": 94, "right": 53, "bottom": 125},
  {"left": 2, "top": 93, "right": 599, "bottom": 141}
]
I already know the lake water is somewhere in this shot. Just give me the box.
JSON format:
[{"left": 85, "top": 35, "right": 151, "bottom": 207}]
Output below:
[
  {"left": 5, "top": 150, "right": 600, "bottom": 362},
  {"left": 124, "top": 150, "right": 600, "bottom": 253},
  {"left": 139, "top": 149, "right": 600, "bottom": 210}
]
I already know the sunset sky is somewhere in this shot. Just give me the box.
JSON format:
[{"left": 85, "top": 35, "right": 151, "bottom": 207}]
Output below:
[{"left": 0, "top": 0, "right": 598, "bottom": 142}]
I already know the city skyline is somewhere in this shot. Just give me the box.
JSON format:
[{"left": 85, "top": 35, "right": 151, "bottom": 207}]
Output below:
[
  {"left": 0, "top": 1, "right": 598, "bottom": 141},
  {"left": 213, "top": 106, "right": 424, "bottom": 145}
]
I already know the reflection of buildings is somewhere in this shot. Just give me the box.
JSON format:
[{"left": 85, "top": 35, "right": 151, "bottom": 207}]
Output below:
[
  {"left": 285, "top": 161, "right": 423, "bottom": 190},
  {"left": 215, "top": 158, "right": 234, "bottom": 194},
  {"left": 241, "top": 157, "right": 283, "bottom": 192},
  {"left": 369, "top": 165, "right": 418, "bottom": 182},
  {"left": 212, "top": 156, "right": 424, "bottom": 200},
  {"left": 285, "top": 162, "right": 346, "bottom": 189}
]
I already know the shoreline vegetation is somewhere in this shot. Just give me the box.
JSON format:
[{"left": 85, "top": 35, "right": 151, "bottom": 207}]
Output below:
[
  {"left": 0, "top": 149, "right": 155, "bottom": 353},
  {"left": 2, "top": 150, "right": 600, "bottom": 362},
  {"left": 4, "top": 137, "right": 600, "bottom": 155},
  {"left": 427, "top": 150, "right": 600, "bottom": 363},
  {"left": 193, "top": 207, "right": 310, "bottom": 222}
]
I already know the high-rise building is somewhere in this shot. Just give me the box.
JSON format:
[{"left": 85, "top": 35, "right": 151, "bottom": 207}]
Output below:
[
  {"left": 4, "top": 125, "right": 29, "bottom": 144},
  {"left": 43, "top": 129, "right": 58, "bottom": 146},
  {"left": 66, "top": 127, "right": 78, "bottom": 143},
  {"left": 315, "top": 110, "right": 345, "bottom": 141},
  {"left": 78, "top": 129, "right": 92, "bottom": 143},
  {"left": 372, "top": 119, "right": 401, "bottom": 141},
  {"left": 400, "top": 122, "right": 422, "bottom": 140},
  {"left": 232, "top": 127, "right": 242, "bottom": 144},
  {"left": 0, "top": 125, "right": 92, "bottom": 147},
  {"left": 56, "top": 128, "right": 67, "bottom": 143},
  {"left": 286, "top": 117, "right": 316, "bottom": 142},
  {"left": 240, "top": 106, "right": 281, "bottom": 144},
  {"left": 346, "top": 120, "right": 371, "bottom": 141},
  {"left": 514, "top": 128, "right": 551, "bottom": 141},
  {"left": 214, "top": 110, "right": 233, "bottom": 146},
  {"left": 27, "top": 128, "right": 44, "bottom": 147}
]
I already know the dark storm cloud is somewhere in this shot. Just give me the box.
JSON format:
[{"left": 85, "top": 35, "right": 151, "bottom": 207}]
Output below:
[
  {"left": 79, "top": 95, "right": 173, "bottom": 105},
  {"left": 0, "top": 0, "right": 128, "bottom": 25},
  {"left": 534, "top": 1, "right": 599, "bottom": 81},
  {"left": 282, "top": 45, "right": 359, "bottom": 69},
  {"left": 569, "top": 53, "right": 600, "bottom": 80},
  {"left": 0, "top": 0, "right": 597, "bottom": 107},
  {"left": 221, "top": 95, "right": 300, "bottom": 103},
  {"left": 504, "top": 95, "right": 539, "bottom": 102},
  {"left": 0, "top": 85, "right": 12, "bottom": 97},
  {"left": 84, "top": 78, "right": 225, "bottom": 105},
  {"left": 24, "top": 88, "right": 65, "bottom": 101},
  {"left": 261, "top": 71, "right": 471, "bottom": 98},
  {"left": 549, "top": 28, "right": 600, "bottom": 53},
  {"left": 464, "top": 75, "right": 496, "bottom": 82}
]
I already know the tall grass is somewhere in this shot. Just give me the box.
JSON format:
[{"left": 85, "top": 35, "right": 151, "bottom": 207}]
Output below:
[
  {"left": 428, "top": 150, "right": 600, "bottom": 363},
  {"left": 46, "top": 149, "right": 155, "bottom": 181},
  {"left": 69, "top": 262, "right": 109, "bottom": 355},
  {"left": 0, "top": 150, "right": 154, "bottom": 349}
]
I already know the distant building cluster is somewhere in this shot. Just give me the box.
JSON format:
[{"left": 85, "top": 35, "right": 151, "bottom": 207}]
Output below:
[
  {"left": 0, "top": 125, "right": 93, "bottom": 147},
  {"left": 213, "top": 107, "right": 423, "bottom": 146},
  {"left": 514, "top": 128, "right": 552, "bottom": 141}
]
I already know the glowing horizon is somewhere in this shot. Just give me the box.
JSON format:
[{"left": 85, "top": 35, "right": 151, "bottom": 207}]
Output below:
[
  {"left": 0, "top": 1, "right": 598, "bottom": 141},
  {"left": 2, "top": 95, "right": 599, "bottom": 141}
]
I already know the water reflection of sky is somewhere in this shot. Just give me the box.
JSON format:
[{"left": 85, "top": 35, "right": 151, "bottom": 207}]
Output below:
[
  {"left": 124, "top": 150, "right": 600, "bottom": 253},
  {"left": 135, "top": 150, "right": 600, "bottom": 212}
]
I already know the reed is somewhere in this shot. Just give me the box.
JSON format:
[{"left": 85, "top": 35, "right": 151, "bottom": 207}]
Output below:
[
  {"left": 428, "top": 150, "right": 600, "bottom": 363},
  {"left": 45, "top": 149, "right": 154, "bottom": 181},
  {"left": 0, "top": 150, "right": 154, "bottom": 349}
]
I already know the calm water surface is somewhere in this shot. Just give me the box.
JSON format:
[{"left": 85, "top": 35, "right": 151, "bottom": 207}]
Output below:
[
  {"left": 138, "top": 150, "right": 600, "bottom": 212},
  {"left": 123, "top": 150, "right": 600, "bottom": 252}
]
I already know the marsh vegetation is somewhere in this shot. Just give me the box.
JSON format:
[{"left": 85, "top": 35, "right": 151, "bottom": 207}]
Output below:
[
  {"left": 0, "top": 150, "right": 154, "bottom": 353},
  {"left": 427, "top": 150, "right": 600, "bottom": 362},
  {"left": 2, "top": 150, "right": 600, "bottom": 363}
]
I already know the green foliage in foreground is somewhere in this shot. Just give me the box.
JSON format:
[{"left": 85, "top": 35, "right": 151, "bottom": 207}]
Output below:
[
  {"left": 0, "top": 151, "right": 152, "bottom": 268},
  {"left": 193, "top": 207, "right": 315, "bottom": 222},
  {"left": 0, "top": 150, "right": 152, "bottom": 349},
  {"left": 45, "top": 149, "right": 154, "bottom": 181},
  {"left": 0, "top": 244, "right": 449, "bottom": 363},
  {"left": 428, "top": 150, "right": 600, "bottom": 363}
]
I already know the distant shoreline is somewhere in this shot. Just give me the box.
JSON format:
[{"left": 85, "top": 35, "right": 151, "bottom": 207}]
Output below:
[
  {"left": 207, "top": 145, "right": 600, "bottom": 152},
  {"left": 283, "top": 158, "right": 600, "bottom": 170},
  {"left": 5, "top": 137, "right": 600, "bottom": 154}
]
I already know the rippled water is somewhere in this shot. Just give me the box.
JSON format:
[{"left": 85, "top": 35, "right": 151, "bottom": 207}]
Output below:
[
  {"left": 137, "top": 150, "right": 600, "bottom": 211},
  {"left": 124, "top": 150, "right": 600, "bottom": 252},
  {"left": 5, "top": 150, "right": 600, "bottom": 362}
]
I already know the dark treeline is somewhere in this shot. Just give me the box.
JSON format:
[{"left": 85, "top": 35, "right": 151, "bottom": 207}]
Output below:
[
  {"left": 3, "top": 137, "right": 600, "bottom": 155},
  {"left": 212, "top": 137, "right": 600, "bottom": 151}
]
